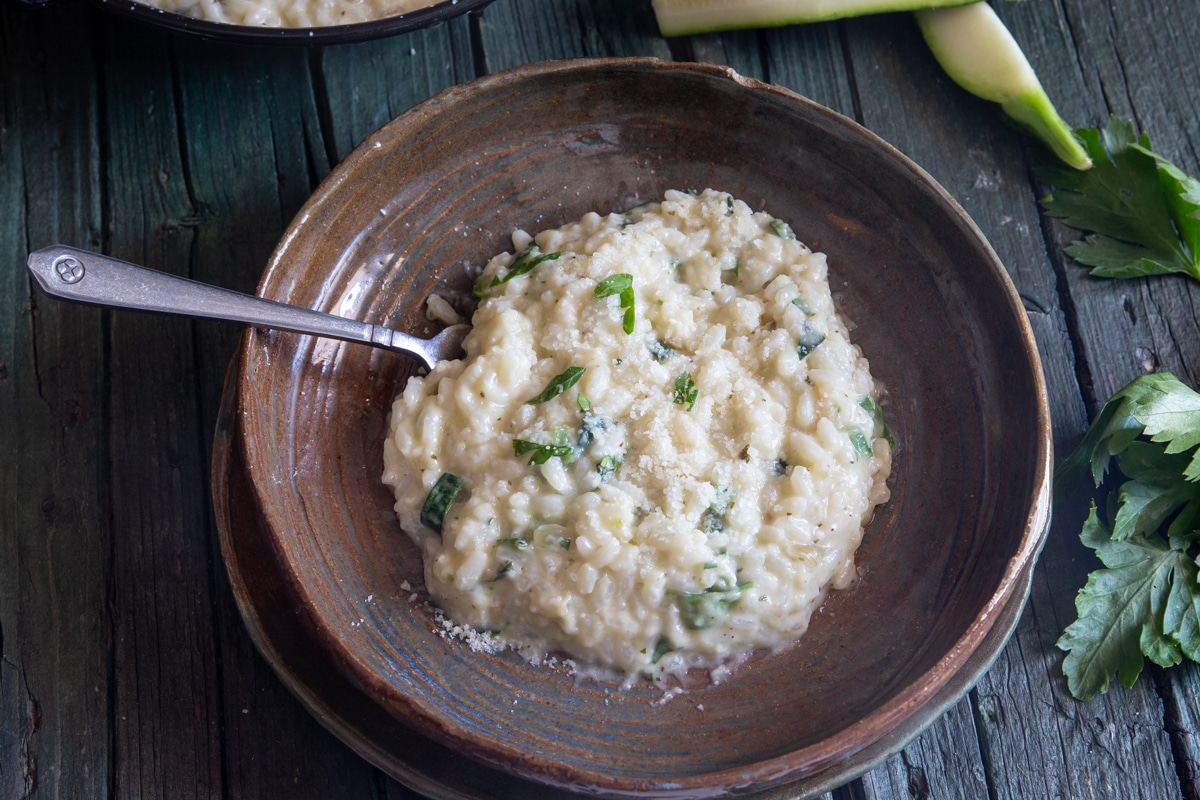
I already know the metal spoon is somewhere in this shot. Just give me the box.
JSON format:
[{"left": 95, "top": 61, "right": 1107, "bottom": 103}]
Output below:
[{"left": 27, "top": 245, "right": 469, "bottom": 370}]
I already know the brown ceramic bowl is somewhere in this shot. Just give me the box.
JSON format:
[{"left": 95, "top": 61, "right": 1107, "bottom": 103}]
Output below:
[{"left": 227, "top": 58, "right": 1051, "bottom": 797}]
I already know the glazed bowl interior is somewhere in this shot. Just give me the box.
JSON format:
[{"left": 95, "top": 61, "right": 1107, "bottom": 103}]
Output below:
[{"left": 234, "top": 58, "right": 1050, "bottom": 797}]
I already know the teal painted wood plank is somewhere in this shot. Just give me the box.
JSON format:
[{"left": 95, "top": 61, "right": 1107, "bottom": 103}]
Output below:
[
  {"left": 477, "top": 0, "right": 670, "bottom": 72},
  {"left": 170, "top": 38, "right": 390, "bottom": 797},
  {"left": 856, "top": 696, "right": 989, "bottom": 800},
  {"left": 0, "top": 7, "right": 110, "bottom": 800},
  {"left": 99, "top": 19, "right": 226, "bottom": 799},
  {"left": 1012, "top": 0, "right": 1200, "bottom": 794},
  {"left": 320, "top": 17, "right": 476, "bottom": 160},
  {"left": 763, "top": 23, "right": 857, "bottom": 119},
  {"left": 824, "top": 9, "right": 1170, "bottom": 800}
]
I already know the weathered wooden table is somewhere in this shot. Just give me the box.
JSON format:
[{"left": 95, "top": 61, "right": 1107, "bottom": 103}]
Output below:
[{"left": 3, "top": 0, "right": 1200, "bottom": 797}]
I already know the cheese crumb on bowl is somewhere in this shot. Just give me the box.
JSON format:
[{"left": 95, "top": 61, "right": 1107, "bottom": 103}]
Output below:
[{"left": 382, "top": 188, "right": 893, "bottom": 682}]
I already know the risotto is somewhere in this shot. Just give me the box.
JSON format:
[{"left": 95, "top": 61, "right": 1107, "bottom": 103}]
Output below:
[
  {"left": 382, "top": 189, "right": 892, "bottom": 680},
  {"left": 135, "top": 0, "right": 439, "bottom": 28}
]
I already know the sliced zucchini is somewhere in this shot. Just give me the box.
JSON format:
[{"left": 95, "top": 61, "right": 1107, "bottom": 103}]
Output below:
[
  {"left": 915, "top": 3, "right": 1092, "bottom": 169},
  {"left": 652, "top": 0, "right": 976, "bottom": 37}
]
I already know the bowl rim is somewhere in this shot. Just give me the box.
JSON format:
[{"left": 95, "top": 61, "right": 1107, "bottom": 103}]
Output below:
[
  {"left": 96, "top": 0, "right": 494, "bottom": 45},
  {"left": 237, "top": 57, "right": 1054, "bottom": 796}
]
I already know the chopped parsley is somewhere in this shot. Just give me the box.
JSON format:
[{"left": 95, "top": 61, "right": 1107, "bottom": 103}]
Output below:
[
  {"left": 860, "top": 395, "right": 895, "bottom": 447},
  {"left": 673, "top": 371, "right": 698, "bottom": 410},
  {"left": 496, "top": 537, "right": 532, "bottom": 552},
  {"left": 578, "top": 413, "right": 612, "bottom": 450},
  {"left": 700, "top": 485, "right": 734, "bottom": 533},
  {"left": 419, "top": 473, "right": 464, "bottom": 534},
  {"left": 597, "top": 455, "right": 621, "bottom": 481},
  {"left": 595, "top": 273, "right": 635, "bottom": 334},
  {"left": 648, "top": 339, "right": 675, "bottom": 363},
  {"left": 770, "top": 219, "right": 796, "bottom": 240},
  {"left": 797, "top": 322, "right": 825, "bottom": 360},
  {"left": 512, "top": 438, "right": 574, "bottom": 465},
  {"left": 526, "top": 366, "right": 585, "bottom": 405},
  {"left": 671, "top": 582, "right": 753, "bottom": 629},
  {"left": 849, "top": 430, "right": 874, "bottom": 460},
  {"left": 651, "top": 636, "right": 676, "bottom": 663},
  {"left": 473, "top": 244, "right": 561, "bottom": 297},
  {"left": 490, "top": 561, "right": 514, "bottom": 582},
  {"left": 792, "top": 296, "right": 814, "bottom": 316}
]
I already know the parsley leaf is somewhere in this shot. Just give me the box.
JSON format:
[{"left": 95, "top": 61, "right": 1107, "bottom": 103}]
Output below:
[
  {"left": 673, "top": 372, "right": 698, "bottom": 410},
  {"left": 770, "top": 219, "right": 796, "bottom": 240},
  {"left": 419, "top": 473, "right": 464, "bottom": 534},
  {"left": 526, "top": 366, "right": 585, "bottom": 405},
  {"left": 512, "top": 438, "right": 574, "bottom": 465},
  {"left": 1055, "top": 372, "right": 1200, "bottom": 700},
  {"left": 1056, "top": 504, "right": 1191, "bottom": 700},
  {"left": 473, "top": 245, "right": 562, "bottom": 297},
  {"left": 1039, "top": 116, "right": 1200, "bottom": 281},
  {"left": 595, "top": 273, "right": 635, "bottom": 334}
]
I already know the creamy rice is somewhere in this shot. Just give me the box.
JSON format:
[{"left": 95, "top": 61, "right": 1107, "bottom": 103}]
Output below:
[
  {"left": 136, "top": 0, "right": 439, "bottom": 28},
  {"left": 382, "top": 189, "right": 892, "bottom": 681}
]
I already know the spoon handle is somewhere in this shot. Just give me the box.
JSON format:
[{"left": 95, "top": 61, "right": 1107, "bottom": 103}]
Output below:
[{"left": 26, "top": 244, "right": 444, "bottom": 368}]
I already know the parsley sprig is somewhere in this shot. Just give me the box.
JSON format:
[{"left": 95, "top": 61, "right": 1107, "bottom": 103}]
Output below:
[
  {"left": 1055, "top": 372, "right": 1200, "bottom": 700},
  {"left": 1039, "top": 116, "right": 1200, "bottom": 281}
]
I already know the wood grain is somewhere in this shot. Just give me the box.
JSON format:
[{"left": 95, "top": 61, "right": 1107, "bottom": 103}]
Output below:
[{"left": 3, "top": 0, "right": 1200, "bottom": 797}]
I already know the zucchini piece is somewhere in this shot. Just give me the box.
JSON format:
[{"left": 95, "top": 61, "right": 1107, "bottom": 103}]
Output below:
[
  {"left": 420, "top": 473, "right": 465, "bottom": 534},
  {"left": 652, "top": 0, "right": 975, "bottom": 37},
  {"left": 915, "top": 3, "right": 1092, "bottom": 170}
]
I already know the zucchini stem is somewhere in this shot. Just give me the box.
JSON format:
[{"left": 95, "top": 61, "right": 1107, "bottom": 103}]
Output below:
[{"left": 915, "top": 2, "right": 1092, "bottom": 170}]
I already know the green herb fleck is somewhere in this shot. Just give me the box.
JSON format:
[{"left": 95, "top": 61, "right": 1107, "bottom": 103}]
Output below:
[
  {"left": 577, "top": 393, "right": 592, "bottom": 413},
  {"left": 674, "top": 372, "right": 698, "bottom": 411},
  {"left": 420, "top": 473, "right": 464, "bottom": 534},
  {"left": 559, "top": 537, "right": 572, "bottom": 549},
  {"left": 792, "top": 297, "right": 814, "bottom": 316},
  {"left": 496, "top": 537, "right": 532, "bottom": 552},
  {"left": 671, "top": 583, "right": 752, "bottom": 629},
  {"left": 526, "top": 366, "right": 585, "bottom": 405},
  {"left": 860, "top": 395, "right": 895, "bottom": 447},
  {"left": 770, "top": 219, "right": 796, "bottom": 240},
  {"left": 512, "top": 438, "right": 575, "bottom": 466},
  {"left": 595, "top": 273, "right": 635, "bottom": 334},
  {"left": 798, "top": 322, "right": 825, "bottom": 360},
  {"left": 725, "top": 195, "right": 735, "bottom": 215},
  {"left": 489, "top": 561, "right": 514, "bottom": 582},
  {"left": 578, "top": 413, "right": 611, "bottom": 450},
  {"left": 849, "top": 430, "right": 873, "bottom": 460},
  {"left": 473, "top": 245, "right": 561, "bottom": 297},
  {"left": 651, "top": 636, "right": 676, "bottom": 663},
  {"left": 700, "top": 485, "right": 734, "bottom": 532},
  {"left": 598, "top": 455, "right": 621, "bottom": 481},
  {"left": 648, "top": 339, "right": 675, "bottom": 363}
]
